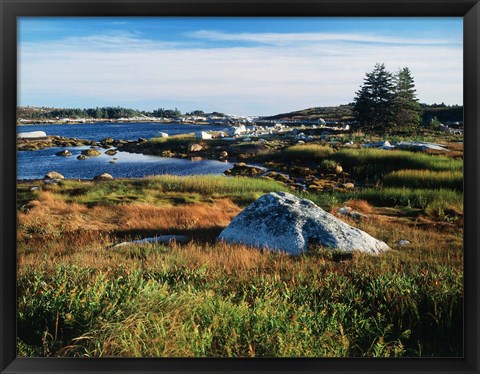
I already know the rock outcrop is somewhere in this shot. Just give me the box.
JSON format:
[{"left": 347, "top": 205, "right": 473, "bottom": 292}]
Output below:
[
  {"left": 219, "top": 192, "right": 390, "bottom": 255},
  {"left": 189, "top": 143, "right": 204, "bottom": 152},
  {"left": 224, "top": 162, "right": 265, "bottom": 176},
  {"left": 94, "top": 173, "right": 114, "bottom": 180},
  {"left": 17, "top": 131, "right": 48, "bottom": 139},
  {"left": 81, "top": 149, "right": 101, "bottom": 157},
  {"left": 195, "top": 131, "right": 212, "bottom": 140},
  {"left": 44, "top": 171, "right": 64, "bottom": 180},
  {"left": 111, "top": 235, "right": 190, "bottom": 249},
  {"left": 55, "top": 150, "right": 72, "bottom": 157},
  {"left": 105, "top": 149, "right": 118, "bottom": 156}
]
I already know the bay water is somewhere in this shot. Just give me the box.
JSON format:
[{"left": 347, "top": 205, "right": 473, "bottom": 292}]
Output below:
[{"left": 17, "top": 122, "right": 233, "bottom": 180}]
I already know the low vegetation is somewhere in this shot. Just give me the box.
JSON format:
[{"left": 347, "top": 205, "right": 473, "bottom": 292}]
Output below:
[
  {"left": 17, "top": 149, "right": 463, "bottom": 357},
  {"left": 279, "top": 144, "right": 335, "bottom": 163},
  {"left": 330, "top": 148, "right": 462, "bottom": 174},
  {"left": 383, "top": 170, "right": 463, "bottom": 191},
  {"left": 26, "top": 175, "right": 287, "bottom": 208}
]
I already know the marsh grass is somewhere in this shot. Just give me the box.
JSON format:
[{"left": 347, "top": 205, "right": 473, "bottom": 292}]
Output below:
[
  {"left": 383, "top": 170, "right": 463, "bottom": 191},
  {"left": 352, "top": 188, "right": 462, "bottom": 210},
  {"left": 17, "top": 236, "right": 463, "bottom": 358},
  {"left": 276, "top": 144, "right": 335, "bottom": 163},
  {"left": 44, "top": 176, "right": 287, "bottom": 207},
  {"left": 16, "top": 171, "right": 463, "bottom": 358},
  {"left": 330, "top": 148, "right": 462, "bottom": 179}
]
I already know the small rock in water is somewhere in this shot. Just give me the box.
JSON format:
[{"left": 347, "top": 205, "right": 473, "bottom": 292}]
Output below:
[
  {"left": 77, "top": 155, "right": 89, "bottom": 160},
  {"left": 55, "top": 150, "right": 72, "bottom": 157},
  {"left": 159, "top": 132, "right": 169, "bottom": 138},
  {"left": 105, "top": 149, "right": 117, "bottom": 156},
  {"left": 81, "top": 149, "right": 101, "bottom": 157},
  {"left": 224, "top": 163, "right": 264, "bottom": 176},
  {"left": 189, "top": 143, "right": 203, "bottom": 152}
]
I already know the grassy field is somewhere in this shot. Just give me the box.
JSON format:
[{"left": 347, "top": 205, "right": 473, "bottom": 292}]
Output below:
[{"left": 17, "top": 144, "right": 463, "bottom": 358}]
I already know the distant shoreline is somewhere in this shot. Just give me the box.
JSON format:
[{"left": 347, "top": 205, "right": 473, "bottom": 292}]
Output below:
[{"left": 17, "top": 119, "right": 212, "bottom": 126}]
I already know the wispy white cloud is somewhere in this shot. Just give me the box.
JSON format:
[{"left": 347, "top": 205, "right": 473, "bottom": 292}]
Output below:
[
  {"left": 22, "top": 30, "right": 177, "bottom": 51},
  {"left": 188, "top": 30, "right": 461, "bottom": 46},
  {"left": 18, "top": 30, "right": 462, "bottom": 115}
]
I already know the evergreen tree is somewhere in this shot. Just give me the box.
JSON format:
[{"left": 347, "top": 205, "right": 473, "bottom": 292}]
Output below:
[
  {"left": 392, "top": 67, "right": 422, "bottom": 130},
  {"left": 353, "top": 63, "right": 395, "bottom": 131}
]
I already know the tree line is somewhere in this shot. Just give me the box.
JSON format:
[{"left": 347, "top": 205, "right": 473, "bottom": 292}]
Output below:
[
  {"left": 353, "top": 63, "right": 425, "bottom": 133},
  {"left": 18, "top": 106, "right": 190, "bottom": 120},
  {"left": 17, "top": 106, "right": 229, "bottom": 120}
]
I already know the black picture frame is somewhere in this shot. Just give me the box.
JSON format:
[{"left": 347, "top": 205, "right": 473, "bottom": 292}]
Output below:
[{"left": 1, "top": 0, "right": 479, "bottom": 373}]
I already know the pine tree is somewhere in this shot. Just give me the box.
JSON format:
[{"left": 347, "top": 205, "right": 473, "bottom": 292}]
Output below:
[
  {"left": 392, "top": 67, "right": 422, "bottom": 130},
  {"left": 353, "top": 63, "right": 395, "bottom": 131}
]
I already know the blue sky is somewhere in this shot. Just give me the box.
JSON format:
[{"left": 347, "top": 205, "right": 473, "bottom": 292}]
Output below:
[{"left": 18, "top": 17, "right": 463, "bottom": 116}]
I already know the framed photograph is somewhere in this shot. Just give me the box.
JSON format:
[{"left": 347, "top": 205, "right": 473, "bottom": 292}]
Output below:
[{"left": 1, "top": 0, "right": 479, "bottom": 373}]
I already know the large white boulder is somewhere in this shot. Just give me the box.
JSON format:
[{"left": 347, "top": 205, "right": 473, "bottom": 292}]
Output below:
[
  {"left": 17, "top": 131, "right": 47, "bottom": 139},
  {"left": 219, "top": 192, "right": 390, "bottom": 255},
  {"left": 227, "top": 125, "right": 247, "bottom": 136},
  {"left": 195, "top": 131, "right": 212, "bottom": 140}
]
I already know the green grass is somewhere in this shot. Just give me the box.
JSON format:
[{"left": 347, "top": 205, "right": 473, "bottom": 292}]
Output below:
[
  {"left": 383, "top": 170, "right": 463, "bottom": 191},
  {"left": 300, "top": 186, "right": 462, "bottom": 212},
  {"left": 48, "top": 176, "right": 288, "bottom": 207},
  {"left": 352, "top": 188, "right": 462, "bottom": 210},
  {"left": 16, "top": 145, "right": 464, "bottom": 358},
  {"left": 276, "top": 144, "right": 335, "bottom": 163},
  {"left": 17, "top": 248, "right": 463, "bottom": 357},
  {"left": 330, "top": 148, "right": 462, "bottom": 179}
]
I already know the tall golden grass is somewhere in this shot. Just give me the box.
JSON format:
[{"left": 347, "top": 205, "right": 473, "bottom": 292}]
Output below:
[{"left": 16, "top": 177, "right": 463, "bottom": 357}]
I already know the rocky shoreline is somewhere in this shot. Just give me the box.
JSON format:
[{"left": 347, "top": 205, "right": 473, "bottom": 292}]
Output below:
[
  {"left": 18, "top": 132, "right": 358, "bottom": 193},
  {"left": 17, "top": 125, "right": 459, "bottom": 193}
]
